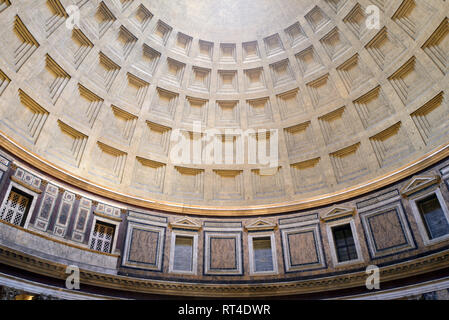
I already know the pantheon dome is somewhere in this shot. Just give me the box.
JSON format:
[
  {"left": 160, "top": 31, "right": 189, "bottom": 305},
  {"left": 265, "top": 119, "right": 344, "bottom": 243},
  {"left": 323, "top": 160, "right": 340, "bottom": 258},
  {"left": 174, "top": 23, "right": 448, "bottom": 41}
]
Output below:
[{"left": 0, "top": 0, "right": 448, "bottom": 300}]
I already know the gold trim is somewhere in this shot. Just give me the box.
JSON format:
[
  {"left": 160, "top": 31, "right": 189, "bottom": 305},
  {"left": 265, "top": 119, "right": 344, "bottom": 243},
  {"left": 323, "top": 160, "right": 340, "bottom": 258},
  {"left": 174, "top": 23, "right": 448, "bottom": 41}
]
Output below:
[
  {"left": 1, "top": 130, "right": 449, "bottom": 216},
  {"left": 14, "top": 294, "right": 34, "bottom": 300},
  {"left": 10, "top": 176, "right": 42, "bottom": 194},
  {"left": 0, "top": 219, "right": 119, "bottom": 258}
]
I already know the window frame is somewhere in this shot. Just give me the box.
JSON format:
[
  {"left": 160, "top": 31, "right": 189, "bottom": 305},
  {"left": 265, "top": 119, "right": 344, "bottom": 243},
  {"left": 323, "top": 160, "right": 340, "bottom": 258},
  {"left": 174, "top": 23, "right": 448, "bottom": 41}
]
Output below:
[
  {"left": 410, "top": 187, "right": 449, "bottom": 246},
  {"left": 248, "top": 231, "right": 278, "bottom": 275},
  {"left": 168, "top": 230, "right": 198, "bottom": 275},
  {"left": 326, "top": 218, "right": 364, "bottom": 267},
  {"left": 332, "top": 224, "right": 358, "bottom": 263},
  {"left": 87, "top": 216, "right": 120, "bottom": 254},
  {"left": 0, "top": 180, "right": 39, "bottom": 229}
]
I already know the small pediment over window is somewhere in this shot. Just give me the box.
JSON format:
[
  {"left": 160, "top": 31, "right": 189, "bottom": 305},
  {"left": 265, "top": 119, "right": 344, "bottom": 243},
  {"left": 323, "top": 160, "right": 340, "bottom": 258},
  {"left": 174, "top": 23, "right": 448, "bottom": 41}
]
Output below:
[
  {"left": 244, "top": 219, "right": 277, "bottom": 231},
  {"left": 169, "top": 216, "right": 202, "bottom": 231},
  {"left": 321, "top": 207, "right": 355, "bottom": 222},
  {"left": 400, "top": 175, "right": 441, "bottom": 197}
]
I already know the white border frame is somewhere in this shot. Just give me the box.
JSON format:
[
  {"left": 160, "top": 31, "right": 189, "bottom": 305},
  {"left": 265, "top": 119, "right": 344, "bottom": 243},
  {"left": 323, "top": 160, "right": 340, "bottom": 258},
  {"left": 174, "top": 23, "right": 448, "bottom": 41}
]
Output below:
[
  {"left": 203, "top": 231, "right": 243, "bottom": 275},
  {"left": 87, "top": 216, "right": 120, "bottom": 254},
  {"left": 280, "top": 223, "right": 326, "bottom": 272},
  {"left": 0, "top": 180, "right": 39, "bottom": 229},
  {"left": 360, "top": 201, "right": 415, "bottom": 259},
  {"left": 409, "top": 187, "right": 449, "bottom": 245},
  {"left": 248, "top": 231, "right": 278, "bottom": 275},
  {"left": 121, "top": 221, "right": 166, "bottom": 271},
  {"left": 53, "top": 190, "right": 76, "bottom": 238},
  {"left": 168, "top": 230, "right": 198, "bottom": 275},
  {"left": 326, "top": 218, "right": 364, "bottom": 267}
]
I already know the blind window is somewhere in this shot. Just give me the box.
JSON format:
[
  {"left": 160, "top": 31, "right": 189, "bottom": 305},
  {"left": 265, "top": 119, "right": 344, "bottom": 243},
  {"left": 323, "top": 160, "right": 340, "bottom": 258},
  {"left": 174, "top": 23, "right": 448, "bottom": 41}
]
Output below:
[
  {"left": 173, "top": 235, "right": 194, "bottom": 272},
  {"left": 253, "top": 237, "right": 274, "bottom": 272}
]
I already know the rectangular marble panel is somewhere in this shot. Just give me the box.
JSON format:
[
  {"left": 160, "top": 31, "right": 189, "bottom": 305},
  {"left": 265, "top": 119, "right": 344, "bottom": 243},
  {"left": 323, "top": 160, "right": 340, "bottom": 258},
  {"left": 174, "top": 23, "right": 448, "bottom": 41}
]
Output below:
[
  {"left": 281, "top": 223, "right": 326, "bottom": 272},
  {"left": 210, "top": 237, "right": 237, "bottom": 270},
  {"left": 129, "top": 229, "right": 159, "bottom": 265},
  {"left": 288, "top": 231, "right": 319, "bottom": 266},
  {"left": 360, "top": 201, "right": 416, "bottom": 259},
  {"left": 121, "top": 221, "right": 166, "bottom": 271},
  {"left": 204, "top": 231, "right": 242, "bottom": 275},
  {"left": 34, "top": 184, "right": 59, "bottom": 231}
]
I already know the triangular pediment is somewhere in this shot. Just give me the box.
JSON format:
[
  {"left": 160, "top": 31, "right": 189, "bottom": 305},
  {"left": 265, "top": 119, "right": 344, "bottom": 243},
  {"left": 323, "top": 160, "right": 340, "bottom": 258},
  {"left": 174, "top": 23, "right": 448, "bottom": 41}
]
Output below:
[
  {"left": 321, "top": 206, "right": 355, "bottom": 222},
  {"left": 169, "top": 217, "right": 201, "bottom": 231},
  {"left": 245, "top": 219, "right": 277, "bottom": 231},
  {"left": 400, "top": 175, "right": 440, "bottom": 197},
  {"left": 401, "top": 175, "right": 440, "bottom": 197}
]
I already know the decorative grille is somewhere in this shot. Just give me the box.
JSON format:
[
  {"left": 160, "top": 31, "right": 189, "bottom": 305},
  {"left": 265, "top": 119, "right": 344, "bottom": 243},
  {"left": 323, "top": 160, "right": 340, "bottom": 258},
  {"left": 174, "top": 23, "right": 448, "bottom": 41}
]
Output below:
[
  {"left": 0, "top": 190, "right": 30, "bottom": 226},
  {"left": 89, "top": 222, "right": 114, "bottom": 253}
]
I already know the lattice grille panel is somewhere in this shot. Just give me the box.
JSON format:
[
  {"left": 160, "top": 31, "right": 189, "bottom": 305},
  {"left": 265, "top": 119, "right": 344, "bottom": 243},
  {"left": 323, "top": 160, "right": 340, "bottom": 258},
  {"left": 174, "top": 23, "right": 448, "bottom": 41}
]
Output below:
[
  {"left": 89, "top": 222, "right": 115, "bottom": 253},
  {"left": 0, "top": 190, "right": 30, "bottom": 226}
]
